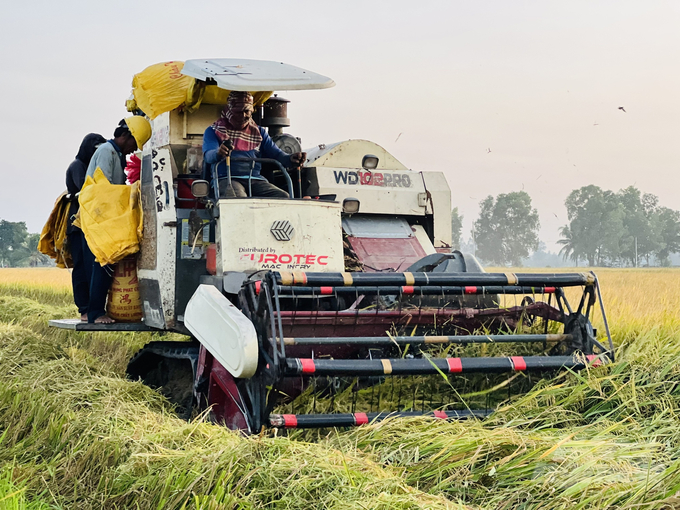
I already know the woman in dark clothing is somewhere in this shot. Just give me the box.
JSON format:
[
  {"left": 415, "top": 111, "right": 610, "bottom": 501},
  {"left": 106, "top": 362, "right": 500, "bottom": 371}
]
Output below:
[{"left": 66, "top": 133, "right": 106, "bottom": 321}]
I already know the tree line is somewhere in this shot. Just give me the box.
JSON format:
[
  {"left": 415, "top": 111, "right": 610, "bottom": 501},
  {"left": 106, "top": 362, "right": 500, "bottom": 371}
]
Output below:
[
  {"left": 451, "top": 185, "right": 680, "bottom": 267},
  {"left": 2, "top": 184, "right": 679, "bottom": 268},
  {"left": 0, "top": 220, "right": 51, "bottom": 268}
]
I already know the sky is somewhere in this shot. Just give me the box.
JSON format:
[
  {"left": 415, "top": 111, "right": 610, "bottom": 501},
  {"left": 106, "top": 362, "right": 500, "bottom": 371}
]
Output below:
[{"left": 1, "top": 0, "right": 679, "bottom": 251}]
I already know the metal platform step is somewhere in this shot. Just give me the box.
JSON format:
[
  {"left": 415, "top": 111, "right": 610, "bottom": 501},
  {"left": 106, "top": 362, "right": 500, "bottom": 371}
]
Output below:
[
  {"left": 269, "top": 409, "right": 492, "bottom": 428},
  {"left": 48, "top": 319, "right": 159, "bottom": 332},
  {"left": 283, "top": 354, "right": 606, "bottom": 377}
]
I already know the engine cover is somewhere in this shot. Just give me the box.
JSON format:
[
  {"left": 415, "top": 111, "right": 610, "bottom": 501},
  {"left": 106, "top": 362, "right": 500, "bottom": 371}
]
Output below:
[{"left": 215, "top": 198, "right": 344, "bottom": 274}]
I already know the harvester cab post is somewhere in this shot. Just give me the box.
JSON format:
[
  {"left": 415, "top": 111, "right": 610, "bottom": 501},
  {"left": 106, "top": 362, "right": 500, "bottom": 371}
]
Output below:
[{"left": 49, "top": 58, "right": 613, "bottom": 433}]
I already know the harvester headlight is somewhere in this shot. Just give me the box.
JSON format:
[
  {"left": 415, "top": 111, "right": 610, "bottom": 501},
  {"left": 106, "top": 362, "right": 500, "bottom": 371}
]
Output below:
[
  {"left": 362, "top": 154, "right": 379, "bottom": 170},
  {"left": 342, "top": 197, "right": 360, "bottom": 215},
  {"left": 191, "top": 180, "right": 210, "bottom": 198}
]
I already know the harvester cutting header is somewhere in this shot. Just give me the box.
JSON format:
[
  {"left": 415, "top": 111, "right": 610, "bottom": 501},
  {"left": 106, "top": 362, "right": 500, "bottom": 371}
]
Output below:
[{"left": 51, "top": 59, "right": 613, "bottom": 433}]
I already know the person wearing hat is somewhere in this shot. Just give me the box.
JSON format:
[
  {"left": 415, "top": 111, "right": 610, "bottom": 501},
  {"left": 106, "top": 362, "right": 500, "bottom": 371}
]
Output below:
[
  {"left": 86, "top": 116, "right": 151, "bottom": 184},
  {"left": 203, "top": 91, "right": 306, "bottom": 198},
  {"left": 84, "top": 116, "right": 151, "bottom": 323}
]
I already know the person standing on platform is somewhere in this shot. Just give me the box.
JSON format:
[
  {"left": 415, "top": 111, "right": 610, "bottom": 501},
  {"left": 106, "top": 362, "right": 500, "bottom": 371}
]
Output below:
[
  {"left": 66, "top": 133, "right": 106, "bottom": 321},
  {"left": 84, "top": 116, "right": 151, "bottom": 323}
]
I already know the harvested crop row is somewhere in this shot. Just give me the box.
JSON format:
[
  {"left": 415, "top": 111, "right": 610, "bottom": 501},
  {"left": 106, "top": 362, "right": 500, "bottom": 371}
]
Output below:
[
  {"left": 2, "top": 269, "right": 680, "bottom": 508},
  {"left": 0, "top": 321, "right": 461, "bottom": 508}
]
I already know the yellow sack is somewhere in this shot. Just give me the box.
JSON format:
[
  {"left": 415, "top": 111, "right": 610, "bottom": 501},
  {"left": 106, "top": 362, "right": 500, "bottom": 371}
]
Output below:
[
  {"left": 132, "top": 61, "right": 193, "bottom": 119},
  {"left": 38, "top": 192, "right": 73, "bottom": 268},
  {"left": 77, "top": 168, "right": 143, "bottom": 266},
  {"left": 202, "top": 85, "right": 230, "bottom": 105},
  {"left": 185, "top": 81, "right": 273, "bottom": 112}
]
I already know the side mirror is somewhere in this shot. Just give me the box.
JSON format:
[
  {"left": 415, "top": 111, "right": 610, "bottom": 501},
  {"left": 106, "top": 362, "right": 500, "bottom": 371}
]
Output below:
[{"left": 191, "top": 180, "right": 210, "bottom": 198}]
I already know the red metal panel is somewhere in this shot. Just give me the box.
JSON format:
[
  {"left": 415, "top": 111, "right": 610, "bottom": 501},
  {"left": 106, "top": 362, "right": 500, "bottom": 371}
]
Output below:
[
  {"left": 206, "top": 359, "right": 249, "bottom": 431},
  {"left": 347, "top": 236, "right": 427, "bottom": 272},
  {"left": 206, "top": 244, "right": 217, "bottom": 275}
]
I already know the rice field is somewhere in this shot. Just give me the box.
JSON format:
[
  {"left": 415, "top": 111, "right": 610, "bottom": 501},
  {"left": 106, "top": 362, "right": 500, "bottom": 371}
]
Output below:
[{"left": 1, "top": 267, "right": 680, "bottom": 508}]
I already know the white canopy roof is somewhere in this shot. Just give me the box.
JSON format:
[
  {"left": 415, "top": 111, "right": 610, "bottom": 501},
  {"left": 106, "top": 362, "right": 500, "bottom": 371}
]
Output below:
[{"left": 181, "top": 59, "right": 335, "bottom": 92}]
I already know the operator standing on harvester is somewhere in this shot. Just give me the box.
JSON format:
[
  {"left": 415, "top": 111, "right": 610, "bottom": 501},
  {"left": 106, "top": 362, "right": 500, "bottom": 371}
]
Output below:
[
  {"left": 84, "top": 116, "right": 151, "bottom": 323},
  {"left": 203, "top": 91, "right": 306, "bottom": 198}
]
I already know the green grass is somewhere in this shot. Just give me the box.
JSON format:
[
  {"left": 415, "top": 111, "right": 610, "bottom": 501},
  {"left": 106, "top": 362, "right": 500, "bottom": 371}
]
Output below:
[
  {"left": 2, "top": 272, "right": 680, "bottom": 508},
  {"left": 0, "top": 466, "right": 53, "bottom": 509}
]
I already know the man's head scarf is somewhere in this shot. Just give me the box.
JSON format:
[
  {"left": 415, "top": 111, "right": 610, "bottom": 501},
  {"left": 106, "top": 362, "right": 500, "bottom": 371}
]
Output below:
[{"left": 210, "top": 91, "right": 263, "bottom": 152}]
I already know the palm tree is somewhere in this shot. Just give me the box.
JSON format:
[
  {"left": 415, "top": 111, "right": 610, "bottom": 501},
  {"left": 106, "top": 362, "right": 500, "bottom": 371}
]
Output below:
[{"left": 557, "top": 225, "right": 580, "bottom": 266}]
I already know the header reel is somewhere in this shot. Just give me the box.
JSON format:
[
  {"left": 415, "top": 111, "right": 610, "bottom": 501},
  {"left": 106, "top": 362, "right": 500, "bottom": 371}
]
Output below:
[{"left": 198, "top": 270, "right": 613, "bottom": 432}]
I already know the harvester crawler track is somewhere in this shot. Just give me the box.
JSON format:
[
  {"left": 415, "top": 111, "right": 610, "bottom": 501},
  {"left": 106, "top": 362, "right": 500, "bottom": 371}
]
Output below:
[{"left": 127, "top": 340, "right": 200, "bottom": 420}]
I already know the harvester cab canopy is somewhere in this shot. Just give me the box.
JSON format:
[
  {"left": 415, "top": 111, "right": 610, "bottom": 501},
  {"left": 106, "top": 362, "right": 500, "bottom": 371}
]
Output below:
[{"left": 181, "top": 58, "right": 336, "bottom": 91}]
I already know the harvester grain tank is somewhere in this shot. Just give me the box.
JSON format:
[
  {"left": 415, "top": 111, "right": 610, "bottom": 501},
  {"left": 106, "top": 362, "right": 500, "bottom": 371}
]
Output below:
[{"left": 51, "top": 59, "right": 613, "bottom": 432}]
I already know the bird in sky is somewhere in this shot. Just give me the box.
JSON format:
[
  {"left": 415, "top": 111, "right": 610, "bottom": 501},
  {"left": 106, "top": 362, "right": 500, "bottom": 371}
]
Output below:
[
  {"left": 487, "top": 148, "right": 491, "bottom": 153},
  {"left": 618, "top": 106, "right": 626, "bottom": 113}
]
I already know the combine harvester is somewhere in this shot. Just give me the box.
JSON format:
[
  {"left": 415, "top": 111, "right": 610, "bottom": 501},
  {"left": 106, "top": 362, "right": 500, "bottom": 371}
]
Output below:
[{"left": 51, "top": 59, "right": 613, "bottom": 432}]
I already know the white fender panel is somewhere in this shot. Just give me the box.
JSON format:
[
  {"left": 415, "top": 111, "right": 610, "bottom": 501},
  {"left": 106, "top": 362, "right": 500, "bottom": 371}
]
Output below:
[{"left": 184, "top": 285, "right": 258, "bottom": 378}]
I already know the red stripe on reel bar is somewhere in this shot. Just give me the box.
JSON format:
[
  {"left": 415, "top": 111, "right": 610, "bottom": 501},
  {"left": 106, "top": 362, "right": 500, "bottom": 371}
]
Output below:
[
  {"left": 273, "top": 271, "right": 596, "bottom": 287},
  {"left": 586, "top": 354, "right": 603, "bottom": 367},
  {"left": 284, "top": 354, "right": 611, "bottom": 377},
  {"left": 268, "top": 410, "right": 493, "bottom": 428},
  {"left": 354, "top": 413, "right": 369, "bottom": 425},
  {"left": 275, "top": 284, "right": 563, "bottom": 297},
  {"left": 300, "top": 359, "right": 316, "bottom": 373},
  {"left": 510, "top": 356, "right": 527, "bottom": 371},
  {"left": 447, "top": 357, "right": 463, "bottom": 373}
]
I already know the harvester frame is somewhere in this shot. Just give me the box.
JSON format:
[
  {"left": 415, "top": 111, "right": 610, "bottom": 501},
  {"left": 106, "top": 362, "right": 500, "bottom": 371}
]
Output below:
[{"left": 50, "top": 58, "right": 614, "bottom": 433}]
